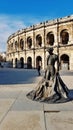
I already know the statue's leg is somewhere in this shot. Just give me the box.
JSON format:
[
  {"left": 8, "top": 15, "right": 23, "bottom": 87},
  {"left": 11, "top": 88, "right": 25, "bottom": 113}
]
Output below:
[
  {"left": 46, "top": 70, "right": 51, "bottom": 80},
  {"left": 51, "top": 67, "right": 56, "bottom": 81}
]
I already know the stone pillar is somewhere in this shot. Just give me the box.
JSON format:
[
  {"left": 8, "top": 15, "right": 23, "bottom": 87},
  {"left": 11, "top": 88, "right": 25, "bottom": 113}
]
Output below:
[
  {"left": 33, "top": 26, "right": 35, "bottom": 68},
  {"left": 43, "top": 23, "right": 46, "bottom": 70},
  {"left": 42, "top": 54, "right": 44, "bottom": 69},
  {"left": 42, "top": 27, "right": 45, "bottom": 47},
  {"left": 70, "top": 22, "right": 73, "bottom": 43},
  {"left": 24, "top": 33, "right": 27, "bottom": 63},
  {"left": 70, "top": 53, "right": 73, "bottom": 70},
  {"left": 31, "top": 51, "right": 35, "bottom": 68},
  {"left": 13, "top": 58, "right": 15, "bottom": 68},
  {"left": 54, "top": 25, "right": 59, "bottom": 46}
]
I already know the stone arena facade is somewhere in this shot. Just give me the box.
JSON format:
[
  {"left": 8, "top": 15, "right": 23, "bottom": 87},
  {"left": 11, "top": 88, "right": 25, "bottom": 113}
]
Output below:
[{"left": 6, "top": 15, "right": 73, "bottom": 70}]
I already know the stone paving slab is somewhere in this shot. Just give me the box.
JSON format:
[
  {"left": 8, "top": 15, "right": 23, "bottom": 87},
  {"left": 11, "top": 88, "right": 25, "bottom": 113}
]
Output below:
[
  {"left": 0, "top": 83, "right": 37, "bottom": 99},
  {"left": 61, "top": 76, "right": 73, "bottom": 89},
  {"left": 0, "top": 80, "right": 73, "bottom": 130},
  {"left": 44, "top": 101, "right": 73, "bottom": 111},
  {"left": 45, "top": 111, "right": 73, "bottom": 130},
  {"left": 0, "top": 99, "right": 15, "bottom": 122},
  {"left": 11, "top": 91, "right": 43, "bottom": 111},
  {"left": 0, "top": 83, "right": 37, "bottom": 88},
  {"left": 0, "top": 111, "right": 45, "bottom": 130},
  {"left": 0, "top": 90, "right": 21, "bottom": 99},
  {"left": 11, "top": 99, "right": 43, "bottom": 111}
]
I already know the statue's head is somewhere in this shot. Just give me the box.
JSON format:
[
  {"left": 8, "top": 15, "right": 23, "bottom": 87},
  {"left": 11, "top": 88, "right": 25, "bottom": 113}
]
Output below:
[{"left": 47, "top": 47, "right": 53, "bottom": 53}]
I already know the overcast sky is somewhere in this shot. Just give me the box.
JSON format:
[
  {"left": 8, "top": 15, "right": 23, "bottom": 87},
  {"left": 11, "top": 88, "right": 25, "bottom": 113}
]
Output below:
[{"left": 0, "top": 0, "right": 73, "bottom": 52}]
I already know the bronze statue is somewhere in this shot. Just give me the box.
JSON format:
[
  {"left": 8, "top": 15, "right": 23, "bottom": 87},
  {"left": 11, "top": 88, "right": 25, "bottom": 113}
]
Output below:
[
  {"left": 44, "top": 47, "right": 58, "bottom": 85},
  {"left": 27, "top": 47, "right": 69, "bottom": 103}
]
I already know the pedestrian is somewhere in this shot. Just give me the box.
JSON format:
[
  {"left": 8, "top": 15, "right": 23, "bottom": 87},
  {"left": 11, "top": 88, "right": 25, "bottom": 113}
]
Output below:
[{"left": 37, "top": 65, "right": 41, "bottom": 76}]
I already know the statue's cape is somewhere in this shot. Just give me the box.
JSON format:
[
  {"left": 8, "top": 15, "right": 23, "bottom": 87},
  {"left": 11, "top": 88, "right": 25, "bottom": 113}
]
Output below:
[{"left": 26, "top": 73, "right": 72, "bottom": 103}]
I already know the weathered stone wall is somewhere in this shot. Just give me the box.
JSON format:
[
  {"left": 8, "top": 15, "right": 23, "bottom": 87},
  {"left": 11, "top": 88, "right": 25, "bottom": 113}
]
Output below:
[{"left": 6, "top": 15, "right": 73, "bottom": 70}]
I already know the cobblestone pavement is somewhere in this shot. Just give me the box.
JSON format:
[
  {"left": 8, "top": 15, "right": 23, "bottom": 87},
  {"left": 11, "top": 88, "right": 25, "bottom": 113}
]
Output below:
[{"left": 0, "top": 68, "right": 73, "bottom": 130}]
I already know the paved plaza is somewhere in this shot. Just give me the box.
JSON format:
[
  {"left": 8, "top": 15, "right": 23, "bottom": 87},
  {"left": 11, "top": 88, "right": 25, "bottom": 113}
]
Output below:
[{"left": 0, "top": 68, "right": 73, "bottom": 130}]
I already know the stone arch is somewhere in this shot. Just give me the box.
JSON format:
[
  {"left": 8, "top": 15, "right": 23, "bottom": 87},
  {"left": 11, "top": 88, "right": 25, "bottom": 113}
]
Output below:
[
  {"left": 46, "top": 32, "right": 54, "bottom": 45},
  {"left": 15, "top": 58, "right": 18, "bottom": 68},
  {"left": 36, "top": 34, "right": 42, "bottom": 47},
  {"left": 15, "top": 41, "right": 18, "bottom": 50},
  {"left": 60, "top": 29, "right": 69, "bottom": 44},
  {"left": 60, "top": 54, "right": 69, "bottom": 70},
  {"left": 36, "top": 56, "right": 42, "bottom": 68},
  {"left": 27, "top": 37, "right": 32, "bottom": 48},
  {"left": 11, "top": 43, "right": 13, "bottom": 50},
  {"left": 20, "top": 39, "right": 24, "bottom": 50},
  {"left": 20, "top": 57, "right": 24, "bottom": 68},
  {"left": 27, "top": 57, "right": 32, "bottom": 68}
]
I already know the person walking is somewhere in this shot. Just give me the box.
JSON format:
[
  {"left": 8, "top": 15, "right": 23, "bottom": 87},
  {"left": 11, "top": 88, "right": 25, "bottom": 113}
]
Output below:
[{"left": 37, "top": 65, "right": 41, "bottom": 76}]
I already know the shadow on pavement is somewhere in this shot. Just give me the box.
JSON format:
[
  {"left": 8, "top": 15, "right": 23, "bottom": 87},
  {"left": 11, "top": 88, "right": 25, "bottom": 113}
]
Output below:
[{"left": 0, "top": 68, "right": 42, "bottom": 85}]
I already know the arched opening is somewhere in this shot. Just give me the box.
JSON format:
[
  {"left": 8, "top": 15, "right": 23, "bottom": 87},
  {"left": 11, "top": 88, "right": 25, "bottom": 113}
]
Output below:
[
  {"left": 46, "top": 32, "right": 54, "bottom": 45},
  {"left": 20, "top": 39, "right": 24, "bottom": 50},
  {"left": 12, "top": 59, "right": 13, "bottom": 67},
  {"left": 27, "top": 37, "right": 32, "bottom": 48},
  {"left": 11, "top": 43, "right": 13, "bottom": 50},
  {"left": 20, "top": 57, "right": 24, "bottom": 68},
  {"left": 15, "top": 58, "right": 17, "bottom": 68},
  {"left": 36, "top": 35, "right": 42, "bottom": 47},
  {"left": 27, "top": 57, "right": 32, "bottom": 68},
  {"left": 60, "top": 54, "right": 69, "bottom": 70},
  {"left": 36, "top": 56, "right": 42, "bottom": 68},
  {"left": 60, "top": 30, "right": 69, "bottom": 44},
  {"left": 15, "top": 41, "right": 18, "bottom": 51}
]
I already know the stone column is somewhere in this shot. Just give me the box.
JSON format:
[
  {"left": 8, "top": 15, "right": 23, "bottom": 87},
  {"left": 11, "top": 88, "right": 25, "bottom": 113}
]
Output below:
[
  {"left": 13, "top": 58, "right": 15, "bottom": 68},
  {"left": 70, "top": 22, "right": 73, "bottom": 44},
  {"left": 70, "top": 53, "right": 73, "bottom": 70},
  {"left": 24, "top": 32, "right": 27, "bottom": 63},
  {"left": 42, "top": 23, "right": 46, "bottom": 70},
  {"left": 33, "top": 26, "right": 35, "bottom": 68}
]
